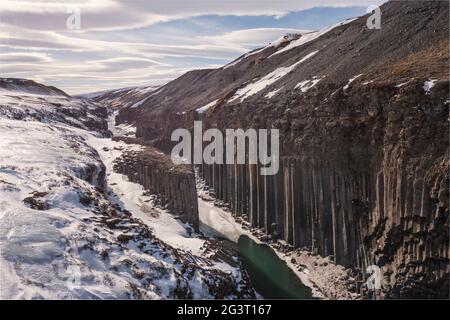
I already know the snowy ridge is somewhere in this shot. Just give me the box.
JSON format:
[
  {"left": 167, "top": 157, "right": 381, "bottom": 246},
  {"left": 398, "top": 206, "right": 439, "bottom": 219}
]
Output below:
[
  {"left": 269, "top": 18, "right": 357, "bottom": 58},
  {"left": 222, "top": 32, "right": 305, "bottom": 70},
  {"left": 196, "top": 99, "right": 218, "bottom": 113},
  {"left": 229, "top": 50, "right": 319, "bottom": 102},
  {"left": 80, "top": 85, "right": 160, "bottom": 112},
  {"left": 0, "top": 78, "right": 68, "bottom": 97},
  {"left": 0, "top": 84, "right": 255, "bottom": 299},
  {"left": 0, "top": 88, "right": 110, "bottom": 136}
]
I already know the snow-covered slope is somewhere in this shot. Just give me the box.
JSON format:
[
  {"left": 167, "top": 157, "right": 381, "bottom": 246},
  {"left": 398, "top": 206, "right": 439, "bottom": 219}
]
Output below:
[
  {"left": 0, "top": 78, "right": 69, "bottom": 97},
  {"left": 0, "top": 80, "right": 255, "bottom": 299},
  {"left": 79, "top": 86, "right": 160, "bottom": 111},
  {"left": 0, "top": 85, "right": 110, "bottom": 136}
]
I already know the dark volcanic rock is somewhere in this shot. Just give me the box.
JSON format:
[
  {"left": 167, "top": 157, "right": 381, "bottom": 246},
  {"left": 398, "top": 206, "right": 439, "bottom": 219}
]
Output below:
[
  {"left": 112, "top": 137, "right": 200, "bottom": 231},
  {"left": 109, "top": 0, "right": 448, "bottom": 299}
]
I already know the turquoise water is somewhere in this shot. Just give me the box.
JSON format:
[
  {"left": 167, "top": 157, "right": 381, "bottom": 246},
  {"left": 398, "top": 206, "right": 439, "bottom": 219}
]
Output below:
[{"left": 237, "top": 235, "right": 314, "bottom": 299}]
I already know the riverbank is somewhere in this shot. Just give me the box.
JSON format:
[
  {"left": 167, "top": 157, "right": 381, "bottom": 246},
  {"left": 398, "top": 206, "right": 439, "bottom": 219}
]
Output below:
[{"left": 196, "top": 178, "right": 360, "bottom": 300}]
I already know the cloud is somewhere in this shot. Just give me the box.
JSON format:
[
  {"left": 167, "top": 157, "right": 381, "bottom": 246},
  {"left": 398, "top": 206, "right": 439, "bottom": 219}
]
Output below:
[
  {"left": 200, "top": 28, "right": 311, "bottom": 47},
  {"left": 0, "top": 52, "right": 53, "bottom": 63},
  {"left": 0, "top": 0, "right": 386, "bottom": 32},
  {"left": 0, "top": 1, "right": 387, "bottom": 94},
  {"left": 0, "top": 24, "right": 247, "bottom": 59}
]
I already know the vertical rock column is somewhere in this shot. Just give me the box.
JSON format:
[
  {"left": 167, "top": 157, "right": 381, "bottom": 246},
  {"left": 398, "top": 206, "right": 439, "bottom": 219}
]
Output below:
[{"left": 113, "top": 146, "right": 199, "bottom": 231}]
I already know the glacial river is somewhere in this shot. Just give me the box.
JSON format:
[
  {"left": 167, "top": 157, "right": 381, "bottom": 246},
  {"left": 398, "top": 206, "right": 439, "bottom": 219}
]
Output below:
[{"left": 198, "top": 199, "right": 313, "bottom": 299}]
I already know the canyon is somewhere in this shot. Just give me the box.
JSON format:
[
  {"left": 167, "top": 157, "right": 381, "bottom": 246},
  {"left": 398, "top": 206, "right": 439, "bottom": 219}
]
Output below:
[
  {"left": 0, "top": 78, "right": 256, "bottom": 299},
  {"left": 0, "top": 0, "right": 448, "bottom": 300},
  {"left": 95, "top": 0, "right": 449, "bottom": 299}
]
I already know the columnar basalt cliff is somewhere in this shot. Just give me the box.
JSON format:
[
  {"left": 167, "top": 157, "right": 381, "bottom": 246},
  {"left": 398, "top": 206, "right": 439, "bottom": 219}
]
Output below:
[
  {"left": 112, "top": 138, "right": 199, "bottom": 230},
  {"left": 113, "top": 1, "right": 449, "bottom": 298}
]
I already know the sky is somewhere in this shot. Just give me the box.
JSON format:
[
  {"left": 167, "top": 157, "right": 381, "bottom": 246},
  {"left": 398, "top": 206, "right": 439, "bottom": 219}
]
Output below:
[{"left": 0, "top": 0, "right": 386, "bottom": 94}]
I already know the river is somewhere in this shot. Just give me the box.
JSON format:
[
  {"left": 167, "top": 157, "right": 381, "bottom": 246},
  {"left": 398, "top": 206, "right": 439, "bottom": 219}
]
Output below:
[{"left": 198, "top": 199, "right": 313, "bottom": 299}]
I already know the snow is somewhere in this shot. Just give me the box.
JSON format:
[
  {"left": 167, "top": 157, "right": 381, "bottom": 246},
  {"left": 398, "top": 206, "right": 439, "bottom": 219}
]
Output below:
[
  {"left": 0, "top": 82, "right": 63, "bottom": 97},
  {"left": 229, "top": 50, "right": 319, "bottom": 102},
  {"left": 0, "top": 117, "right": 121, "bottom": 299},
  {"left": 88, "top": 133, "right": 206, "bottom": 255},
  {"left": 0, "top": 89, "right": 108, "bottom": 134},
  {"left": 198, "top": 199, "right": 250, "bottom": 242},
  {"left": 269, "top": 18, "right": 357, "bottom": 58},
  {"left": 196, "top": 99, "right": 218, "bottom": 113},
  {"left": 222, "top": 33, "right": 306, "bottom": 70},
  {"left": 296, "top": 50, "right": 320, "bottom": 64},
  {"left": 130, "top": 97, "right": 147, "bottom": 109},
  {"left": 196, "top": 191, "right": 324, "bottom": 299},
  {"left": 0, "top": 89, "right": 253, "bottom": 299},
  {"left": 78, "top": 86, "right": 159, "bottom": 100},
  {"left": 77, "top": 87, "right": 136, "bottom": 99},
  {"left": 295, "top": 78, "right": 321, "bottom": 92},
  {"left": 343, "top": 74, "right": 363, "bottom": 90},
  {"left": 423, "top": 79, "right": 437, "bottom": 95},
  {"left": 265, "top": 87, "right": 283, "bottom": 99},
  {"left": 223, "top": 50, "right": 263, "bottom": 69},
  {"left": 269, "top": 33, "right": 302, "bottom": 47}
]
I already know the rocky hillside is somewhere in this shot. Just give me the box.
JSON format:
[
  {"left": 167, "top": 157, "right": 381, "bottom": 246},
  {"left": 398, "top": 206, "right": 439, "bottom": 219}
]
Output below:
[
  {"left": 0, "top": 79, "right": 255, "bottom": 299},
  {"left": 0, "top": 78, "right": 69, "bottom": 97},
  {"left": 79, "top": 85, "right": 160, "bottom": 111},
  {"left": 112, "top": 0, "right": 449, "bottom": 298}
]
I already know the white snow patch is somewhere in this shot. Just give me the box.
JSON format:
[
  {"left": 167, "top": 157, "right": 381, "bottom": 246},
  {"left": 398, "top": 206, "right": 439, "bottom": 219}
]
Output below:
[
  {"left": 343, "top": 74, "right": 363, "bottom": 90},
  {"left": 107, "top": 112, "right": 135, "bottom": 137},
  {"left": 229, "top": 50, "right": 319, "bottom": 102},
  {"left": 270, "top": 18, "right": 357, "bottom": 58},
  {"left": 423, "top": 79, "right": 437, "bottom": 95},
  {"left": 196, "top": 99, "right": 218, "bottom": 113},
  {"left": 222, "top": 33, "right": 304, "bottom": 70},
  {"left": 265, "top": 87, "right": 283, "bottom": 99},
  {"left": 295, "top": 78, "right": 321, "bottom": 92},
  {"left": 130, "top": 97, "right": 147, "bottom": 109},
  {"left": 198, "top": 199, "right": 251, "bottom": 242}
]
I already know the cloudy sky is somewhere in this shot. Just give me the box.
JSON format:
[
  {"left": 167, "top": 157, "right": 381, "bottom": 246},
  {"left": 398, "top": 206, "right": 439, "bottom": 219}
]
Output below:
[{"left": 0, "top": 0, "right": 385, "bottom": 94}]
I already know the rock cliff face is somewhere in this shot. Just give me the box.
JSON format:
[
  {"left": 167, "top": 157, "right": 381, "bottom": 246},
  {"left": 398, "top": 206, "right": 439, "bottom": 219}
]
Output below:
[
  {"left": 114, "top": 1, "right": 449, "bottom": 298},
  {"left": 0, "top": 78, "right": 69, "bottom": 97},
  {"left": 112, "top": 137, "right": 199, "bottom": 230}
]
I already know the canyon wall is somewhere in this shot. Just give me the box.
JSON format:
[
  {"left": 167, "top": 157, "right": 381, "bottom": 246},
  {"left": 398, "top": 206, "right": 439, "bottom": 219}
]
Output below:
[
  {"left": 113, "top": 1, "right": 449, "bottom": 298},
  {"left": 197, "top": 153, "right": 448, "bottom": 298},
  {"left": 194, "top": 76, "right": 449, "bottom": 299},
  {"left": 112, "top": 138, "right": 199, "bottom": 230}
]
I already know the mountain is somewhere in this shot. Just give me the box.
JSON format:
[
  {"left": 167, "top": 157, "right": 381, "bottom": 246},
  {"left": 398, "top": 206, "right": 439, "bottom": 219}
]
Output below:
[
  {"left": 108, "top": 0, "right": 449, "bottom": 298},
  {"left": 79, "top": 85, "right": 160, "bottom": 111},
  {"left": 0, "top": 78, "right": 255, "bottom": 299},
  {"left": 0, "top": 78, "right": 109, "bottom": 136},
  {"left": 0, "top": 78, "right": 69, "bottom": 97}
]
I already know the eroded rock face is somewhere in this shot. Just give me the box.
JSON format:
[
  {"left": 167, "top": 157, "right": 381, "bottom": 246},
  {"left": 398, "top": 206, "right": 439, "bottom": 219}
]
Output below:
[
  {"left": 112, "top": 137, "right": 200, "bottom": 230},
  {"left": 113, "top": 1, "right": 449, "bottom": 298},
  {"left": 193, "top": 77, "right": 448, "bottom": 298},
  {"left": 0, "top": 77, "right": 111, "bottom": 137},
  {"left": 0, "top": 78, "right": 257, "bottom": 300}
]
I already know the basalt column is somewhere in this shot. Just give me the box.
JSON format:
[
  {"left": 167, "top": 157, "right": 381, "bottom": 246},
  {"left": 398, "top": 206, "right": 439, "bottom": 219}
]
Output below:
[
  {"left": 113, "top": 139, "right": 199, "bottom": 231},
  {"left": 196, "top": 155, "right": 448, "bottom": 298}
]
